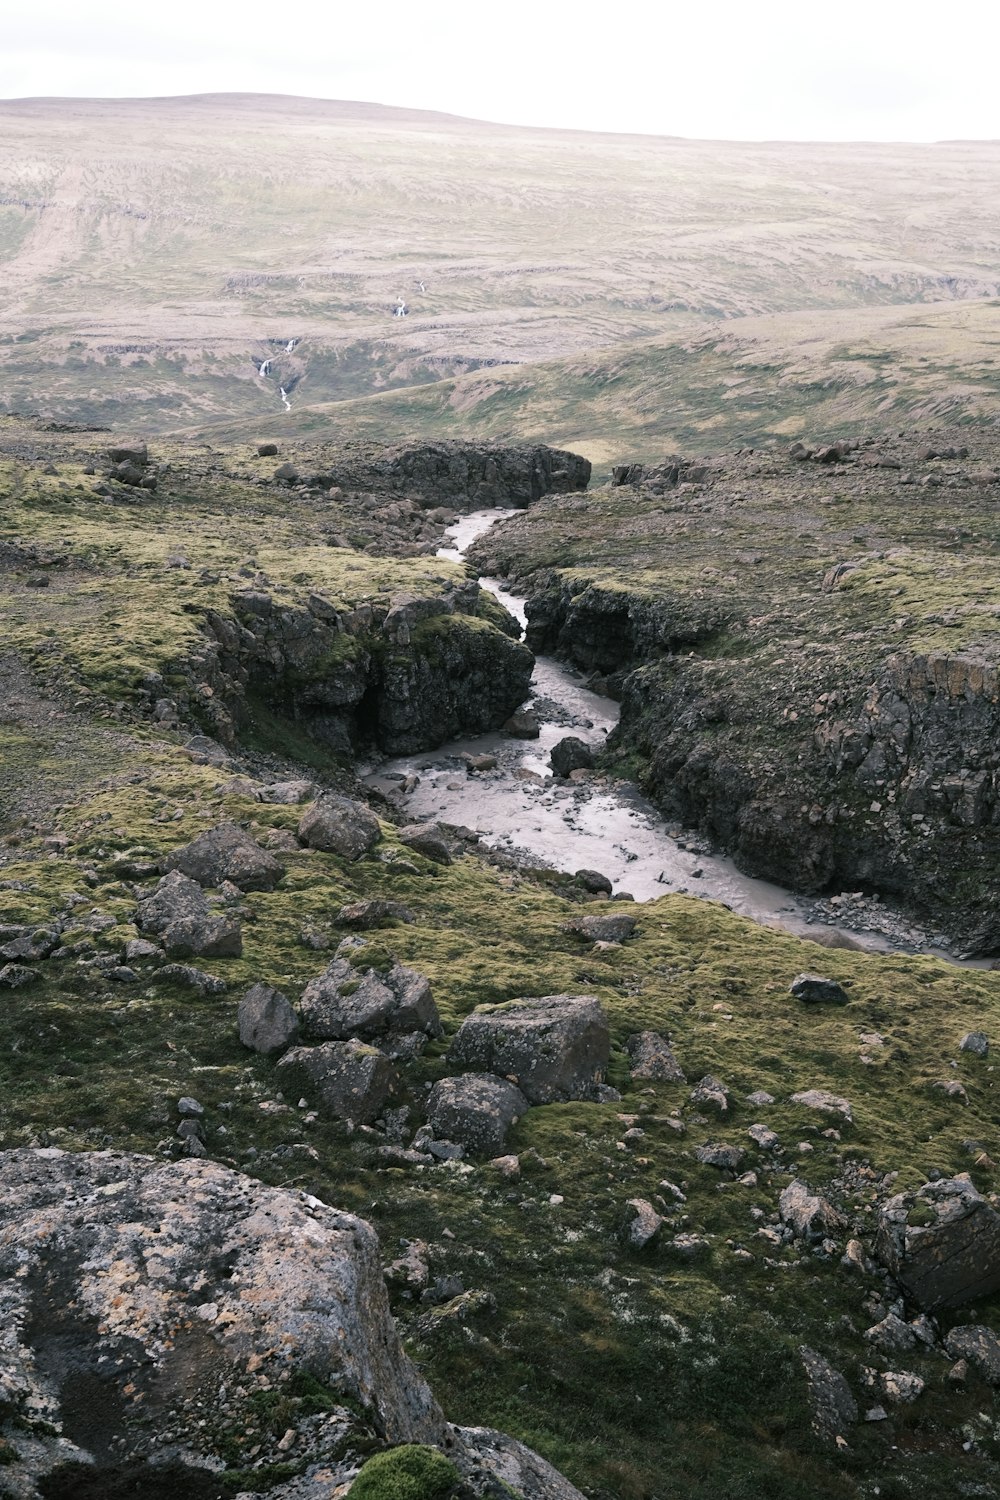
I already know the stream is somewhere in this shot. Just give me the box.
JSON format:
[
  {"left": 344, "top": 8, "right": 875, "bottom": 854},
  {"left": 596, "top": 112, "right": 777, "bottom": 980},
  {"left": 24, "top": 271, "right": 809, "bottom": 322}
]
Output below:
[{"left": 367, "top": 509, "right": 967, "bottom": 962}]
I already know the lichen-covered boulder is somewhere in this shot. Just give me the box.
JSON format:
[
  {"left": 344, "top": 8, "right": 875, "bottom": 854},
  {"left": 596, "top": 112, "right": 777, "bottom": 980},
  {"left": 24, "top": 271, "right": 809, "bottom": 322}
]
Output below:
[
  {"left": 625, "top": 1031, "right": 686, "bottom": 1083},
  {"left": 875, "top": 1175, "right": 1000, "bottom": 1310},
  {"left": 299, "top": 958, "right": 440, "bottom": 1045},
  {"left": 0, "top": 1149, "right": 444, "bottom": 1494},
  {"left": 448, "top": 995, "right": 610, "bottom": 1105},
  {"left": 136, "top": 870, "right": 242, "bottom": 958},
  {"left": 163, "top": 821, "right": 283, "bottom": 891},
  {"left": 427, "top": 1074, "right": 529, "bottom": 1158},
  {"left": 298, "top": 795, "right": 381, "bottom": 859},
  {"left": 568, "top": 911, "right": 636, "bottom": 943},
  {"left": 276, "top": 1038, "right": 397, "bottom": 1124}
]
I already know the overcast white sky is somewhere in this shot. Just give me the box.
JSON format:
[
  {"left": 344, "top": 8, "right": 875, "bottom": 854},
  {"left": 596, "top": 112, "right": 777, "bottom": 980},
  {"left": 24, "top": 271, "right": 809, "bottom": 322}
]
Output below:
[{"left": 3, "top": 0, "right": 999, "bottom": 142}]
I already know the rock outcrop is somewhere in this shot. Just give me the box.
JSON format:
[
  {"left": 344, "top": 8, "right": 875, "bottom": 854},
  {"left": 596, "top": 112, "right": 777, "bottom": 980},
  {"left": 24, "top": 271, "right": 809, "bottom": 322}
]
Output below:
[{"left": 875, "top": 1175, "right": 1000, "bottom": 1310}]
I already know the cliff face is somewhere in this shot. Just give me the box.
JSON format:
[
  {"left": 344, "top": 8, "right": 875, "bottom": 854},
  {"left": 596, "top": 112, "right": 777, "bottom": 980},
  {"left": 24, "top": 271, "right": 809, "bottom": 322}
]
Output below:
[{"left": 522, "top": 578, "right": 1000, "bottom": 953}]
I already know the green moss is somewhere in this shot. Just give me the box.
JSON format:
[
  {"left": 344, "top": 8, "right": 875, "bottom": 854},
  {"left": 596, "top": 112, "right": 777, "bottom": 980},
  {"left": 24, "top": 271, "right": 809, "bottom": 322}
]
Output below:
[{"left": 348, "top": 1445, "right": 460, "bottom": 1500}]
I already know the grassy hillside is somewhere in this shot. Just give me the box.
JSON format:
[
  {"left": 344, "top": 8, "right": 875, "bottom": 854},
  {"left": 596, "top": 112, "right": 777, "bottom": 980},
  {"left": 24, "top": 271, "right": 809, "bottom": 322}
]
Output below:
[{"left": 2, "top": 94, "right": 1000, "bottom": 435}]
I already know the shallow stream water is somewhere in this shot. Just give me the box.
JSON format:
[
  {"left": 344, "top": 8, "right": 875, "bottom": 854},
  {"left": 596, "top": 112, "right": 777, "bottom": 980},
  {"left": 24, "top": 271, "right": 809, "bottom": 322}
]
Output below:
[{"left": 367, "top": 510, "right": 966, "bottom": 962}]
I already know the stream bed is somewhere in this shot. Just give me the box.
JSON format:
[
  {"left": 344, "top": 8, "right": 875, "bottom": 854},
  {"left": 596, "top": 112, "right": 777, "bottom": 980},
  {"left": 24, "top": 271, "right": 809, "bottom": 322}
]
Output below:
[{"left": 365, "top": 510, "right": 965, "bottom": 962}]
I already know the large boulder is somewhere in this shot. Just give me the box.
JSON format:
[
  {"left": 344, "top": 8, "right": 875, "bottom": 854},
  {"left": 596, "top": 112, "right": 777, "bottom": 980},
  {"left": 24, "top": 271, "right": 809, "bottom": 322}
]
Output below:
[
  {"left": 163, "top": 822, "right": 283, "bottom": 891},
  {"left": 276, "top": 1039, "right": 397, "bottom": 1124},
  {"left": 550, "top": 736, "right": 594, "bottom": 777},
  {"left": 0, "top": 1149, "right": 444, "bottom": 1493},
  {"left": 299, "top": 957, "right": 441, "bottom": 1046},
  {"left": 298, "top": 795, "right": 381, "bottom": 859},
  {"left": 448, "top": 995, "right": 610, "bottom": 1105},
  {"left": 943, "top": 1325, "right": 1000, "bottom": 1384},
  {"left": 875, "top": 1174, "right": 1000, "bottom": 1310},
  {"left": 427, "top": 1074, "right": 529, "bottom": 1158},
  {"left": 135, "top": 871, "right": 242, "bottom": 958},
  {"left": 237, "top": 982, "right": 300, "bottom": 1056}
]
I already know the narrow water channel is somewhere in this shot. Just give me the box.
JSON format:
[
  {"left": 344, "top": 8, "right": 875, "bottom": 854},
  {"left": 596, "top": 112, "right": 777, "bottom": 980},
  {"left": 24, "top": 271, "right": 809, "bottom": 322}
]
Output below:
[{"left": 369, "top": 510, "right": 962, "bottom": 961}]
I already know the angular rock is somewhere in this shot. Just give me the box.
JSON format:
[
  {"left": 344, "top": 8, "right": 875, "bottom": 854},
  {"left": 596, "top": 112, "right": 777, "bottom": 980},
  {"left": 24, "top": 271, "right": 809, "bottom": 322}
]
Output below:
[
  {"left": 864, "top": 1314, "right": 919, "bottom": 1354},
  {"left": 107, "top": 440, "right": 148, "bottom": 466},
  {"left": 625, "top": 1198, "right": 664, "bottom": 1249},
  {"left": 448, "top": 994, "right": 610, "bottom": 1105},
  {"left": 880, "top": 1371, "right": 925, "bottom": 1404},
  {"left": 164, "top": 822, "right": 283, "bottom": 891},
  {"left": 694, "top": 1142, "right": 745, "bottom": 1172},
  {"left": 550, "top": 737, "right": 594, "bottom": 777},
  {"left": 568, "top": 911, "right": 636, "bottom": 944},
  {"left": 427, "top": 1074, "right": 529, "bottom": 1159},
  {"left": 398, "top": 822, "right": 454, "bottom": 865},
  {"left": 960, "top": 1030, "right": 990, "bottom": 1057},
  {"left": 276, "top": 1039, "right": 397, "bottom": 1124},
  {"left": 574, "top": 868, "right": 613, "bottom": 895},
  {"left": 690, "top": 1074, "right": 730, "bottom": 1113},
  {"left": 298, "top": 795, "right": 381, "bottom": 859},
  {"left": 875, "top": 1174, "right": 1000, "bottom": 1310},
  {"left": 156, "top": 963, "right": 228, "bottom": 995},
  {"left": 779, "top": 1180, "right": 844, "bottom": 1241},
  {"left": 0, "top": 963, "right": 39, "bottom": 988},
  {"left": 238, "top": 982, "right": 300, "bottom": 1056},
  {"left": 790, "top": 1089, "right": 853, "bottom": 1123},
  {"left": 944, "top": 1325, "right": 1000, "bottom": 1384},
  {"left": 503, "top": 710, "right": 540, "bottom": 739},
  {"left": 384, "top": 1239, "right": 430, "bottom": 1295},
  {"left": 136, "top": 870, "right": 242, "bottom": 958},
  {"left": 801, "top": 1347, "right": 858, "bottom": 1442},
  {"left": 457, "top": 1425, "right": 587, "bottom": 1500},
  {"left": 299, "top": 958, "right": 440, "bottom": 1044},
  {"left": 790, "top": 973, "right": 850, "bottom": 1005},
  {"left": 747, "top": 1123, "right": 780, "bottom": 1151},
  {"left": 624, "top": 1031, "right": 686, "bottom": 1083},
  {"left": 264, "top": 778, "right": 315, "bottom": 804},
  {"left": 0, "top": 1148, "right": 446, "bottom": 1489},
  {"left": 336, "top": 898, "right": 416, "bottom": 929}
]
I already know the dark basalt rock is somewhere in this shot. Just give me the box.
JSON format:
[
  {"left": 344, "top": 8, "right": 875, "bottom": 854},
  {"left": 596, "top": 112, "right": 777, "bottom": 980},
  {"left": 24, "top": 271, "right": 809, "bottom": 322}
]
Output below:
[
  {"left": 449, "top": 995, "right": 610, "bottom": 1105},
  {"left": 875, "top": 1175, "right": 1000, "bottom": 1310}
]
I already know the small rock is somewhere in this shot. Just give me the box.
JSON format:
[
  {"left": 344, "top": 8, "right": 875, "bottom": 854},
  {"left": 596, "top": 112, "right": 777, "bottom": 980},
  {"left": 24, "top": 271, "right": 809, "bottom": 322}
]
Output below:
[
  {"left": 694, "top": 1142, "right": 745, "bottom": 1172},
  {"left": 880, "top": 1371, "right": 925, "bottom": 1404},
  {"left": 625, "top": 1031, "right": 686, "bottom": 1083},
  {"left": 238, "top": 982, "right": 300, "bottom": 1056},
  {"left": 625, "top": 1198, "right": 664, "bottom": 1249},
  {"left": 427, "top": 1074, "right": 529, "bottom": 1159},
  {"left": 568, "top": 912, "right": 636, "bottom": 943},
  {"left": 800, "top": 1347, "right": 858, "bottom": 1443},
  {"left": 960, "top": 1031, "right": 990, "bottom": 1058},
  {"left": 790, "top": 1089, "right": 853, "bottom": 1123},
  {"left": 397, "top": 822, "right": 453, "bottom": 865},
  {"left": 0, "top": 963, "right": 40, "bottom": 988},
  {"left": 575, "top": 868, "right": 613, "bottom": 895},
  {"left": 690, "top": 1074, "right": 730, "bottom": 1113},
  {"left": 790, "top": 973, "right": 850, "bottom": 1005}
]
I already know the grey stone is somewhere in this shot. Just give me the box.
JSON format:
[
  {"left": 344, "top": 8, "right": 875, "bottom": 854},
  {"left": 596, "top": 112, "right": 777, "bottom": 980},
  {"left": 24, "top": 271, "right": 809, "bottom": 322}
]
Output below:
[
  {"left": 625, "top": 1198, "right": 664, "bottom": 1249},
  {"left": 875, "top": 1174, "right": 1000, "bottom": 1310},
  {"left": 864, "top": 1314, "right": 919, "bottom": 1353},
  {"left": 747, "top": 1123, "right": 780, "bottom": 1151},
  {"left": 298, "top": 795, "right": 381, "bottom": 859},
  {"left": 666, "top": 1233, "right": 710, "bottom": 1261},
  {"left": 800, "top": 1347, "right": 858, "bottom": 1442},
  {"left": 107, "top": 440, "right": 148, "bottom": 466},
  {"left": 960, "top": 1030, "right": 990, "bottom": 1057},
  {"left": 449, "top": 994, "right": 610, "bottom": 1105},
  {"left": 164, "top": 821, "right": 283, "bottom": 892},
  {"left": 746, "top": 1090, "right": 775, "bottom": 1106},
  {"left": 156, "top": 964, "right": 227, "bottom": 995},
  {"left": 256, "top": 442, "right": 279, "bottom": 456},
  {"left": 790, "top": 1089, "right": 853, "bottom": 1123},
  {"left": 790, "top": 973, "right": 850, "bottom": 1005},
  {"left": 136, "top": 870, "right": 243, "bottom": 958},
  {"left": 624, "top": 1031, "right": 686, "bottom": 1083},
  {"left": 238, "top": 982, "right": 300, "bottom": 1056},
  {"left": 779, "top": 1180, "right": 844, "bottom": 1240},
  {"left": 123, "top": 938, "right": 163, "bottom": 963},
  {"left": 550, "top": 737, "right": 594, "bottom": 777},
  {"left": 177, "top": 1097, "right": 204, "bottom": 1117},
  {"left": 568, "top": 911, "right": 636, "bottom": 943},
  {"left": 879, "top": 1371, "right": 925, "bottom": 1404},
  {"left": 274, "top": 461, "right": 300, "bottom": 483},
  {"left": 574, "top": 868, "right": 613, "bottom": 895},
  {"left": 689, "top": 1074, "right": 730, "bottom": 1113},
  {"left": 336, "top": 898, "right": 416, "bottom": 929},
  {"left": 944, "top": 1325, "right": 1000, "bottom": 1384},
  {"left": 264, "top": 778, "right": 315, "bottom": 804},
  {"left": 457, "top": 1425, "right": 587, "bottom": 1500},
  {"left": 398, "top": 822, "right": 453, "bottom": 865},
  {"left": 694, "top": 1142, "right": 745, "bottom": 1172},
  {"left": 276, "top": 1039, "right": 397, "bottom": 1124},
  {"left": 299, "top": 958, "right": 440, "bottom": 1044},
  {"left": 0, "top": 963, "right": 39, "bottom": 988},
  {"left": 427, "top": 1074, "right": 529, "bottom": 1158}
]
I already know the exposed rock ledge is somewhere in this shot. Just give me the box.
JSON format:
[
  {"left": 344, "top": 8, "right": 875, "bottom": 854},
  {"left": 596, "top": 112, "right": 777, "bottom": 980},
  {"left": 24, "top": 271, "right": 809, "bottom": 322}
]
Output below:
[{"left": 0, "top": 1148, "right": 582, "bottom": 1499}]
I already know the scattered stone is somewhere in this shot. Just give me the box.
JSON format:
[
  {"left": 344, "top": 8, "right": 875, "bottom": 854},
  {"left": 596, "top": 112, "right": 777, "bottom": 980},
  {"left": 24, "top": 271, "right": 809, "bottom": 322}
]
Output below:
[
  {"left": 298, "top": 795, "right": 381, "bottom": 859},
  {"left": 384, "top": 1239, "right": 430, "bottom": 1295},
  {"left": 625, "top": 1198, "right": 664, "bottom": 1248},
  {"left": 427, "top": 1074, "right": 529, "bottom": 1158},
  {"left": 273, "top": 461, "right": 300, "bottom": 484},
  {"left": 256, "top": 442, "right": 279, "bottom": 456},
  {"left": 790, "top": 973, "right": 850, "bottom": 1005},
  {"left": 336, "top": 898, "right": 416, "bottom": 929},
  {"left": 177, "top": 1096, "right": 204, "bottom": 1117},
  {"left": 574, "top": 868, "right": 613, "bottom": 895},
  {"left": 123, "top": 938, "right": 163, "bottom": 963},
  {"left": 694, "top": 1142, "right": 745, "bottom": 1172},
  {"left": 944, "top": 1326, "right": 1000, "bottom": 1384},
  {"left": 864, "top": 1314, "right": 919, "bottom": 1354},
  {"left": 841, "top": 1238, "right": 874, "bottom": 1275},
  {"left": 790, "top": 1089, "right": 853, "bottom": 1123},
  {"left": 666, "top": 1233, "right": 710, "bottom": 1261},
  {"left": 136, "top": 871, "right": 243, "bottom": 958},
  {"left": 747, "top": 1123, "right": 780, "bottom": 1151},
  {"left": 299, "top": 957, "right": 441, "bottom": 1045},
  {"left": 875, "top": 1175, "right": 1000, "bottom": 1310},
  {"left": 164, "top": 822, "right": 283, "bottom": 891},
  {"left": 625, "top": 1031, "right": 686, "bottom": 1083},
  {"left": 746, "top": 1089, "right": 775, "bottom": 1107},
  {"left": 960, "top": 1030, "right": 990, "bottom": 1057},
  {"left": 0, "top": 963, "right": 39, "bottom": 988},
  {"left": 932, "top": 1079, "right": 969, "bottom": 1102},
  {"left": 779, "top": 1180, "right": 844, "bottom": 1240},
  {"left": 183, "top": 734, "right": 231, "bottom": 767},
  {"left": 503, "top": 710, "right": 540, "bottom": 739},
  {"left": 947, "top": 1359, "right": 969, "bottom": 1386},
  {"left": 550, "top": 737, "right": 594, "bottom": 777},
  {"left": 568, "top": 911, "right": 637, "bottom": 943},
  {"left": 800, "top": 1347, "right": 858, "bottom": 1443},
  {"left": 880, "top": 1371, "right": 925, "bottom": 1404},
  {"left": 155, "top": 963, "right": 227, "bottom": 995},
  {"left": 689, "top": 1074, "right": 730, "bottom": 1113},
  {"left": 397, "top": 822, "right": 454, "bottom": 865},
  {"left": 238, "top": 982, "right": 300, "bottom": 1056},
  {"left": 263, "top": 778, "right": 315, "bottom": 804},
  {"left": 276, "top": 1038, "right": 397, "bottom": 1124},
  {"left": 449, "top": 994, "right": 610, "bottom": 1104}
]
